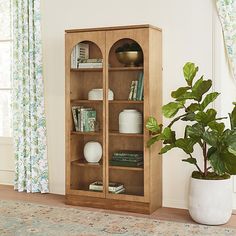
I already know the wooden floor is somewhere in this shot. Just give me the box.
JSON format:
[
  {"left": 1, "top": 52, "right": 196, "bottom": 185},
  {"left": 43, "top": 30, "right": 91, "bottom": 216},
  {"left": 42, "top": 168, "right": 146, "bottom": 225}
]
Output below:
[{"left": 1, "top": 185, "right": 236, "bottom": 228}]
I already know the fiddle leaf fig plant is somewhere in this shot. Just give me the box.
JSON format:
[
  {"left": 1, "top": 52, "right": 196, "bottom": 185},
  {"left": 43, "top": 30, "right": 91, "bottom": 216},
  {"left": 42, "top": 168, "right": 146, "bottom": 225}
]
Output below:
[{"left": 146, "top": 62, "right": 236, "bottom": 179}]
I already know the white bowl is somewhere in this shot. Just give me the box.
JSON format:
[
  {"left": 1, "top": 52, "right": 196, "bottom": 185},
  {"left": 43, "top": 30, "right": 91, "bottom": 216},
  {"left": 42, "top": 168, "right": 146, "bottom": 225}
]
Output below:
[{"left": 88, "top": 89, "right": 114, "bottom": 100}]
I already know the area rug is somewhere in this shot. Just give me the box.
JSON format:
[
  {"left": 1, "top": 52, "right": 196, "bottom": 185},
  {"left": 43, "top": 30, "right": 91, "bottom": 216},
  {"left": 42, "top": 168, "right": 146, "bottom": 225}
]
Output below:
[{"left": 0, "top": 200, "right": 236, "bottom": 236}]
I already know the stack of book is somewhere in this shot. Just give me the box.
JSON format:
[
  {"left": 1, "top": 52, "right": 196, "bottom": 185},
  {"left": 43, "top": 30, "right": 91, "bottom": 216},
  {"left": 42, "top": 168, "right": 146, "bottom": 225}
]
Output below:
[
  {"left": 77, "top": 58, "right": 103, "bottom": 68},
  {"left": 89, "top": 181, "right": 125, "bottom": 194},
  {"left": 128, "top": 72, "right": 144, "bottom": 101},
  {"left": 71, "top": 106, "right": 97, "bottom": 132},
  {"left": 110, "top": 151, "right": 143, "bottom": 167},
  {"left": 71, "top": 43, "right": 89, "bottom": 69}
]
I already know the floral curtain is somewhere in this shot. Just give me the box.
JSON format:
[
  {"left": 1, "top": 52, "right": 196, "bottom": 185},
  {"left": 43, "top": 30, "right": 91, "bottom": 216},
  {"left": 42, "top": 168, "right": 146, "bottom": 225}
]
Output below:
[
  {"left": 216, "top": 0, "right": 236, "bottom": 80},
  {"left": 12, "top": 0, "right": 49, "bottom": 193}
]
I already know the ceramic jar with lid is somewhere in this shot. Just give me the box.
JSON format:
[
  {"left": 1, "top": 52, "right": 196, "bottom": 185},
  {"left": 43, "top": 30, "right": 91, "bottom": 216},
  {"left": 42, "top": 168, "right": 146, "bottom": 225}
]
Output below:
[{"left": 119, "top": 109, "right": 142, "bottom": 133}]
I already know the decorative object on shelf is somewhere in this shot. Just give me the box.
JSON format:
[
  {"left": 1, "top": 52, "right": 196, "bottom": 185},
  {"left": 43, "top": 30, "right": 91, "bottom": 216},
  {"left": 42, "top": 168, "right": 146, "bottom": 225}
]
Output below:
[
  {"left": 110, "top": 151, "right": 143, "bottom": 167},
  {"left": 71, "top": 43, "right": 89, "bottom": 69},
  {"left": 146, "top": 62, "right": 236, "bottom": 225},
  {"left": 119, "top": 109, "right": 142, "bottom": 133},
  {"left": 83, "top": 141, "right": 102, "bottom": 163},
  {"left": 115, "top": 42, "right": 143, "bottom": 67},
  {"left": 88, "top": 88, "right": 114, "bottom": 100}
]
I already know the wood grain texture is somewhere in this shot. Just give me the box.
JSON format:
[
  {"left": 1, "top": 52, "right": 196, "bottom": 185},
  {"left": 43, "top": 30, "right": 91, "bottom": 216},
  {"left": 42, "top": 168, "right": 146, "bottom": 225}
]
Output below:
[
  {"left": 65, "top": 24, "right": 162, "bottom": 33},
  {"left": 65, "top": 25, "right": 162, "bottom": 214}
]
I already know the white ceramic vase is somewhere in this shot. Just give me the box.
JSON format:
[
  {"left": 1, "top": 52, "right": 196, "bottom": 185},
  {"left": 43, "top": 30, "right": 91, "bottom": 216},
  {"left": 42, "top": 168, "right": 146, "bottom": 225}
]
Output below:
[
  {"left": 119, "top": 109, "right": 142, "bottom": 134},
  {"left": 189, "top": 177, "right": 232, "bottom": 225},
  {"left": 83, "top": 141, "right": 102, "bottom": 163}
]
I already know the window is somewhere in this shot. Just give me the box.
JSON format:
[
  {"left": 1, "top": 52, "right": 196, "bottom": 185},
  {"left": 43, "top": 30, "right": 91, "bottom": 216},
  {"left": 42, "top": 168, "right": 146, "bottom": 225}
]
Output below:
[{"left": 0, "top": 0, "right": 12, "bottom": 137}]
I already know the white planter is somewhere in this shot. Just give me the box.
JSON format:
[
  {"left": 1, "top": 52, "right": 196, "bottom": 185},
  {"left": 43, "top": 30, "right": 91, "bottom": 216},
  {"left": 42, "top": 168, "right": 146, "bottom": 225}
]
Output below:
[
  {"left": 83, "top": 141, "right": 102, "bottom": 163},
  {"left": 189, "top": 177, "right": 232, "bottom": 225}
]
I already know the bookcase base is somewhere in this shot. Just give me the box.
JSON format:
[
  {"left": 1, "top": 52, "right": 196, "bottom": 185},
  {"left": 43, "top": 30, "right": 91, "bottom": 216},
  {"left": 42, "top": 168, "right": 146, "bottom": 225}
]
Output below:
[{"left": 66, "top": 194, "right": 155, "bottom": 214}]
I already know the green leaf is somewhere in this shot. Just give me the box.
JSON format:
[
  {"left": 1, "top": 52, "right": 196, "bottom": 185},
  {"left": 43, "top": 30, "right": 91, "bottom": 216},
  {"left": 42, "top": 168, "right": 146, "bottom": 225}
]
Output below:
[
  {"left": 162, "top": 127, "right": 176, "bottom": 144},
  {"left": 208, "top": 121, "right": 225, "bottom": 134},
  {"left": 195, "top": 111, "right": 208, "bottom": 123},
  {"left": 162, "top": 102, "right": 184, "bottom": 118},
  {"left": 192, "top": 77, "right": 212, "bottom": 102},
  {"left": 202, "top": 130, "right": 218, "bottom": 147},
  {"left": 185, "top": 123, "right": 204, "bottom": 139},
  {"left": 175, "top": 92, "right": 197, "bottom": 101},
  {"left": 175, "top": 138, "right": 196, "bottom": 154},
  {"left": 208, "top": 150, "right": 236, "bottom": 175},
  {"left": 200, "top": 92, "right": 220, "bottom": 111},
  {"left": 147, "top": 135, "right": 162, "bottom": 147},
  {"left": 146, "top": 117, "right": 161, "bottom": 133},
  {"left": 171, "top": 87, "right": 190, "bottom": 99},
  {"left": 159, "top": 144, "right": 175, "bottom": 154},
  {"left": 182, "top": 158, "right": 197, "bottom": 165},
  {"left": 195, "top": 109, "right": 216, "bottom": 124},
  {"left": 208, "top": 151, "right": 226, "bottom": 175},
  {"left": 229, "top": 103, "right": 236, "bottom": 130},
  {"left": 183, "top": 62, "right": 198, "bottom": 86},
  {"left": 186, "top": 103, "right": 200, "bottom": 112},
  {"left": 181, "top": 112, "right": 195, "bottom": 121}
]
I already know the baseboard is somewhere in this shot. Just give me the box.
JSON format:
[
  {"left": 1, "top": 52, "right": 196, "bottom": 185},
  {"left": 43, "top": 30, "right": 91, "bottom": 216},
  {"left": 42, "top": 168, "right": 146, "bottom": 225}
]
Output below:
[{"left": 163, "top": 198, "right": 188, "bottom": 210}]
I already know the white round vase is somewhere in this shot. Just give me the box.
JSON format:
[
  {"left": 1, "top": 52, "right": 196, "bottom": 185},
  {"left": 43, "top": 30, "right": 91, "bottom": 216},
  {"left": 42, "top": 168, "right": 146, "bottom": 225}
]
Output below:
[
  {"left": 83, "top": 141, "right": 102, "bottom": 163},
  {"left": 189, "top": 177, "right": 232, "bottom": 225},
  {"left": 119, "top": 109, "right": 142, "bottom": 134}
]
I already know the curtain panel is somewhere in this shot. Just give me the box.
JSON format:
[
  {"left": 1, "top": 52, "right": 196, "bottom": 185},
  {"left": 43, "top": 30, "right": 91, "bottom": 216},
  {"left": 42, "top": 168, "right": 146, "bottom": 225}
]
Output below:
[
  {"left": 12, "top": 0, "right": 49, "bottom": 193},
  {"left": 216, "top": 0, "right": 236, "bottom": 80}
]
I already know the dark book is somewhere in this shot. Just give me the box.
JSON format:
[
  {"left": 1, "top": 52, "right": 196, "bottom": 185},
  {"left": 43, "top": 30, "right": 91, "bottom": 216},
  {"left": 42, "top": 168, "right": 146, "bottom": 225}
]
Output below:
[
  {"left": 112, "top": 156, "right": 143, "bottom": 162},
  {"left": 109, "top": 160, "right": 143, "bottom": 167}
]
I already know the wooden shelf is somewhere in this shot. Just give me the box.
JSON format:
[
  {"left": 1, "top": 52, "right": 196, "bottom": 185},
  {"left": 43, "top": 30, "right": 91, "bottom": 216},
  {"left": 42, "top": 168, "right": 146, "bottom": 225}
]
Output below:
[
  {"left": 109, "top": 100, "right": 143, "bottom": 104},
  {"left": 109, "top": 165, "right": 143, "bottom": 171},
  {"left": 71, "top": 160, "right": 102, "bottom": 167},
  {"left": 71, "top": 68, "right": 103, "bottom": 72},
  {"left": 109, "top": 131, "right": 143, "bottom": 137},
  {"left": 71, "top": 131, "right": 102, "bottom": 136},
  {"left": 71, "top": 99, "right": 102, "bottom": 104},
  {"left": 109, "top": 67, "right": 143, "bottom": 71}
]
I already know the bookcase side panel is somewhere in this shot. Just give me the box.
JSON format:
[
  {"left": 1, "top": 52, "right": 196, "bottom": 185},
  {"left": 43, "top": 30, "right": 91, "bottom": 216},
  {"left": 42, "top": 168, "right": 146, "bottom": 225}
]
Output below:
[{"left": 148, "top": 28, "right": 163, "bottom": 212}]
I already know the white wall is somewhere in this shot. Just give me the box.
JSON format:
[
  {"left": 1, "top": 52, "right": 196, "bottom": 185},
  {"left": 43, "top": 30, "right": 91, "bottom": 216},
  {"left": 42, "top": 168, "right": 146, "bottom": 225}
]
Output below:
[
  {"left": 40, "top": 0, "right": 214, "bottom": 208},
  {"left": 3, "top": 0, "right": 234, "bottom": 209},
  {"left": 0, "top": 138, "right": 14, "bottom": 185}
]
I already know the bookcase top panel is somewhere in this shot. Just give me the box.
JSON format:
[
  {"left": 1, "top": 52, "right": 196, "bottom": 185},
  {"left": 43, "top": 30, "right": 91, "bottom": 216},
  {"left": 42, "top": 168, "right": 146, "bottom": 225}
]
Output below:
[{"left": 65, "top": 24, "right": 162, "bottom": 34}]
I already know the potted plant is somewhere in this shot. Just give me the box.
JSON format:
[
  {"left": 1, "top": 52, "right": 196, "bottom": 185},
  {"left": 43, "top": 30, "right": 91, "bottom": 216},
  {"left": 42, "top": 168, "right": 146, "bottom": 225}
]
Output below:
[{"left": 146, "top": 62, "right": 236, "bottom": 225}]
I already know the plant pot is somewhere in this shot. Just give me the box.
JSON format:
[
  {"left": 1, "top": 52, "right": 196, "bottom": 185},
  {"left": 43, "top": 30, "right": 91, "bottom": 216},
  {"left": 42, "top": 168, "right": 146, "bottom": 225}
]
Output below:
[{"left": 189, "top": 177, "right": 232, "bottom": 225}]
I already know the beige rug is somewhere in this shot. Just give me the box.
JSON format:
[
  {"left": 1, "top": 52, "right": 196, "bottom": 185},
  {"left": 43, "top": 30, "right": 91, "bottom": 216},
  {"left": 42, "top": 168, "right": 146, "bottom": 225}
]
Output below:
[{"left": 0, "top": 200, "right": 235, "bottom": 235}]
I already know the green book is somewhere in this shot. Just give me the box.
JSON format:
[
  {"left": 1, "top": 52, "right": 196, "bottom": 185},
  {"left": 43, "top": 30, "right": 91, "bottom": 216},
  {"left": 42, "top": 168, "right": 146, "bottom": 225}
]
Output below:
[
  {"left": 113, "top": 151, "right": 143, "bottom": 158},
  {"left": 109, "top": 160, "right": 143, "bottom": 167},
  {"left": 84, "top": 110, "right": 96, "bottom": 132},
  {"left": 138, "top": 72, "right": 144, "bottom": 100},
  {"left": 136, "top": 72, "right": 143, "bottom": 100}
]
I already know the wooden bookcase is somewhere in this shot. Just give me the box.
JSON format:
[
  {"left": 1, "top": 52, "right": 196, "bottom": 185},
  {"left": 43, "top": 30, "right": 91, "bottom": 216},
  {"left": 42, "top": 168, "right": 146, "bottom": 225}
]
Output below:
[{"left": 65, "top": 25, "right": 162, "bottom": 214}]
